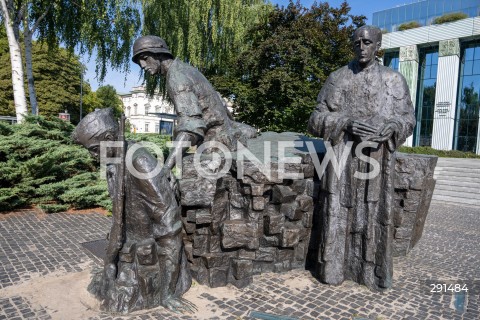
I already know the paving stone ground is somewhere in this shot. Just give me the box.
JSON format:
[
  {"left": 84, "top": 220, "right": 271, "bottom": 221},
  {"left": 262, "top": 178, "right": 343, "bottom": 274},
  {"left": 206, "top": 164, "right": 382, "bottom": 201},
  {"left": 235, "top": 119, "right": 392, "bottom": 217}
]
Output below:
[{"left": 0, "top": 202, "right": 479, "bottom": 320}]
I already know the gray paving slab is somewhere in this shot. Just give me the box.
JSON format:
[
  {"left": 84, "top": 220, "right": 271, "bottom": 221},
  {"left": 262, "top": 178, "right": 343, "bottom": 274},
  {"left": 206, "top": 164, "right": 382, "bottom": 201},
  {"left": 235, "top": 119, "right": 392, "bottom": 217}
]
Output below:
[{"left": 0, "top": 202, "right": 478, "bottom": 319}]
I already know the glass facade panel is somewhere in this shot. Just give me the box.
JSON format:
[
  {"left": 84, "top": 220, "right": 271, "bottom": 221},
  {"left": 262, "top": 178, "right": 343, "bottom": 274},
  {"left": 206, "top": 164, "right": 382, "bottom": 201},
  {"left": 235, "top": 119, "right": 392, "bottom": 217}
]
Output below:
[
  {"left": 436, "top": 0, "right": 445, "bottom": 14},
  {"left": 384, "top": 51, "right": 400, "bottom": 71},
  {"left": 431, "top": 65, "right": 438, "bottom": 78},
  {"left": 473, "top": 61, "right": 480, "bottom": 75},
  {"left": 454, "top": 40, "right": 480, "bottom": 153},
  {"left": 414, "top": 2, "right": 422, "bottom": 19},
  {"left": 451, "top": 0, "right": 461, "bottom": 11},
  {"left": 474, "top": 47, "right": 480, "bottom": 60},
  {"left": 405, "top": 5, "right": 413, "bottom": 21},
  {"left": 463, "top": 48, "right": 475, "bottom": 60},
  {"left": 420, "top": 1, "right": 428, "bottom": 17},
  {"left": 464, "top": 60, "right": 474, "bottom": 76},
  {"left": 373, "top": 0, "right": 480, "bottom": 32},
  {"left": 414, "top": 47, "right": 439, "bottom": 147}
]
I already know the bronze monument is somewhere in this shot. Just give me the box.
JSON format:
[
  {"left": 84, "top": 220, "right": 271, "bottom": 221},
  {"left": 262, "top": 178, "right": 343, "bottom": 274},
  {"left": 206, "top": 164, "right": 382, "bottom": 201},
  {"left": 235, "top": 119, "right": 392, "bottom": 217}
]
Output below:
[{"left": 307, "top": 25, "right": 416, "bottom": 291}]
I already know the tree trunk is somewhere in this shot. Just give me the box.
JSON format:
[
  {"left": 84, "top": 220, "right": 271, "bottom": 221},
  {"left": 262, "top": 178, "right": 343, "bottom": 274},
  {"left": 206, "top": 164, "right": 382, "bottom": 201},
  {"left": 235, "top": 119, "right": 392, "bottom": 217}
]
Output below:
[
  {"left": 0, "top": 0, "right": 28, "bottom": 122},
  {"left": 24, "top": 29, "right": 38, "bottom": 115}
]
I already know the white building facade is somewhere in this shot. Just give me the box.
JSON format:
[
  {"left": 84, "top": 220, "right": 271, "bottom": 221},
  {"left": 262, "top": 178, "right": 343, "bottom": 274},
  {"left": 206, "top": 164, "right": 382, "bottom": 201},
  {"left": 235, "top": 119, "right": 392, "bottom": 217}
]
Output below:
[
  {"left": 380, "top": 16, "right": 480, "bottom": 154},
  {"left": 119, "top": 86, "right": 177, "bottom": 135}
]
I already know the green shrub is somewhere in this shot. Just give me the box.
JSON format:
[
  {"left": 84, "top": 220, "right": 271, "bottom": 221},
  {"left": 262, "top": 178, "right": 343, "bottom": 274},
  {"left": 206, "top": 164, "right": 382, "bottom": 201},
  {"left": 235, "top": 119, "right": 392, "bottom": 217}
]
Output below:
[
  {"left": 433, "top": 12, "right": 468, "bottom": 25},
  {"left": 0, "top": 116, "right": 170, "bottom": 213},
  {"left": 125, "top": 132, "right": 171, "bottom": 159},
  {"left": 38, "top": 203, "right": 70, "bottom": 213},
  {"left": 399, "top": 146, "right": 480, "bottom": 159},
  {"left": 398, "top": 21, "right": 422, "bottom": 31},
  {"left": 0, "top": 116, "right": 107, "bottom": 212}
]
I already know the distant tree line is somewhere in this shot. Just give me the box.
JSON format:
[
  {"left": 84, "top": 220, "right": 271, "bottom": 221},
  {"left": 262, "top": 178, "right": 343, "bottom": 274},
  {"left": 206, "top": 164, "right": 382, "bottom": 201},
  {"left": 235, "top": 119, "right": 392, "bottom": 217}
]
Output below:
[{"left": 1, "top": 0, "right": 365, "bottom": 132}]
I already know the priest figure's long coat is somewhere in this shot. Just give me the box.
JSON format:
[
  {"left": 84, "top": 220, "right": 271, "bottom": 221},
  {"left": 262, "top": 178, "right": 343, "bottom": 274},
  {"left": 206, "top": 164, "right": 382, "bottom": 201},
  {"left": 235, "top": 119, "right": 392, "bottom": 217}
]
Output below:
[{"left": 308, "top": 60, "right": 415, "bottom": 291}]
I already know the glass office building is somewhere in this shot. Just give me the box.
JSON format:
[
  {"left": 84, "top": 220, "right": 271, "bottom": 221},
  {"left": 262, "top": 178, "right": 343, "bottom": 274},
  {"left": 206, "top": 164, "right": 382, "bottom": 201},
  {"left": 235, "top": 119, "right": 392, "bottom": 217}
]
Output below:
[
  {"left": 373, "top": 0, "right": 480, "bottom": 32},
  {"left": 377, "top": 5, "right": 480, "bottom": 153}
]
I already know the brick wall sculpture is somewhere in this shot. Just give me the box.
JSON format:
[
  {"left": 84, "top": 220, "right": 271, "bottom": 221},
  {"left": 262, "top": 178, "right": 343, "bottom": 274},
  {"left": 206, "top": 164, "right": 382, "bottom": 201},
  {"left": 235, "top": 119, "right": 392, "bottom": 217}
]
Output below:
[
  {"left": 178, "top": 133, "right": 438, "bottom": 288},
  {"left": 179, "top": 132, "right": 323, "bottom": 288},
  {"left": 393, "top": 153, "right": 438, "bottom": 256}
]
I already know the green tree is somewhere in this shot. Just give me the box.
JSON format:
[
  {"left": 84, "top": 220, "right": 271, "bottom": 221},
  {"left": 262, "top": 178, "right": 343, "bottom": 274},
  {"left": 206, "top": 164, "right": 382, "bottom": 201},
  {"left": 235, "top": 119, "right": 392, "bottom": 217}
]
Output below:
[
  {"left": 1, "top": 0, "right": 141, "bottom": 118},
  {"left": 82, "top": 83, "right": 103, "bottom": 114},
  {"left": 0, "top": 36, "right": 86, "bottom": 123},
  {"left": 96, "top": 85, "right": 123, "bottom": 117},
  {"left": 141, "top": 0, "right": 272, "bottom": 93},
  {"left": 212, "top": 1, "right": 365, "bottom": 133},
  {"left": 0, "top": 0, "right": 28, "bottom": 121}
]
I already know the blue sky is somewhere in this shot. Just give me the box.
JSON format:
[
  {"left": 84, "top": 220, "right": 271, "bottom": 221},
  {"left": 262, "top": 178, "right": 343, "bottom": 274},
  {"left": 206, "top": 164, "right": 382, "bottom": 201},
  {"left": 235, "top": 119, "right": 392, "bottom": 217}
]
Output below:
[{"left": 83, "top": 0, "right": 416, "bottom": 93}]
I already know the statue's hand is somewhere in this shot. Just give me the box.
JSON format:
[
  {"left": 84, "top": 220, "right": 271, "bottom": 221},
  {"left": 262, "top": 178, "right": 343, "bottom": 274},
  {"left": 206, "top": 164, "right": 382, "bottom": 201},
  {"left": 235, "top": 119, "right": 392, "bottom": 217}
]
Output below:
[
  {"left": 347, "top": 120, "right": 378, "bottom": 138},
  {"left": 369, "top": 122, "right": 398, "bottom": 142},
  {"left": 164, "top": 297, "right": 197, "bottom": 314}
]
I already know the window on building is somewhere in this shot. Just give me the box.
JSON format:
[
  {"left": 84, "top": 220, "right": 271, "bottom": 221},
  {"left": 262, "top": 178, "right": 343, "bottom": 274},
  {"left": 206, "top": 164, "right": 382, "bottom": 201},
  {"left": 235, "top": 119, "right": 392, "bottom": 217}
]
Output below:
[
  {"left": 155, "top": 123, "right": 160, "bottom": 133},
  {"left": 145, "top": 104, "right": 150, "bottom": 115},
  {"left": 454, "top": 40, "right": 480, "bottom": 153},
  {"left": 384, "top": 51, "right": 399, "bottom": 71},
  {"left": 126, "top": 106, "right": 131, "bottom": 117},
  {"left": 155, "top": 105, "right": 161, "bottom": 113},
  {"left": 145, "top": 122, "right": 149, "bottom": 132},
  {"left": 160, "top": 121, "right": 173, "bottom": 135},
  {"left": 134, "top": 104, "right": 138, "bottom": 115},
  {"left": 414, "top": 47, "right": 439, "bottom": 147}
]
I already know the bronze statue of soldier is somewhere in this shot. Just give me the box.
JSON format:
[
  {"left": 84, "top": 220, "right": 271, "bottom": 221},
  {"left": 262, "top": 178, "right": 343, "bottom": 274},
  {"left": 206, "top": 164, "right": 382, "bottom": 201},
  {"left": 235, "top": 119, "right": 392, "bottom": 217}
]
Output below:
[
  {"left": 131, "top": 35, "right": 257, "bottom": 178},
  {"left": 72, "top": 108, "right": 195, "bottom": 313}
]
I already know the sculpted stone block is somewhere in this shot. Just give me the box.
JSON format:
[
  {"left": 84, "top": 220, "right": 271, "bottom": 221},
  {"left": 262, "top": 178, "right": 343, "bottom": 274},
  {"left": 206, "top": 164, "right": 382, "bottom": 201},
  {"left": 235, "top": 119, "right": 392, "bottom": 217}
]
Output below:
[
  {"left": 238, "top": 249, "right": 256, "bottom": 260},
  {"left": 280, "top": 227, "right": 301, "bottom": 248},
  {"left": 302, "top": 211, "right": 313, "bottom": 228},
  {"left": 182, "top": 217, "right": 196, "bottom": 234},
  {"left": 306, "top": 180, "right": 320, "bottom": 198},
  {"left": 260, "top": 235, "right": 280, "bottom": 247},
  {"left": 221, "top": 220, "right": 259, "bottom": 250},
  {"left": 255, "top": 247, "right": 276, "bottom": 262},
  {"left": 294, "top": 242, "right": 307, "bottom": 261},
  {"left": 291, "top": 180, "right": 307, "bottom": 194},
  {"left": 281, "top": 202, "right": 303, "bottom": 221},
  {"left": 209, "top": 235, "right": 222, "bottom": 253},
  {"left": 195, "top": 208, "right": 213, "bottom": 224},
  {"left": 179, "top": 178, "right": 217, "bottom": 207},
  {"left": 272, "top": 185, "right": 297, "bottom": 204},
  {"left": 264, "top": 213, "right": 284, "bottom": 235},
  {"left": 208, "top": 267, "right": 229, "bottom": 288},
  {"left": 297, "top": 195, "right": 313, "bottom": 212},
  {"left": 252, "top": 196, "right": 266, "bottom": 211},
  {"left": 202, "top": 254, "right": 231, "bottom": 268},
  {"left": 193, "top": 234, "right": 210, "bottom": 257},
  {"left": 251, "top": 184, "right": 264, "bottom": 196},
  {"left": 232, "top": 259, "right": 253, "bottom": 280}
]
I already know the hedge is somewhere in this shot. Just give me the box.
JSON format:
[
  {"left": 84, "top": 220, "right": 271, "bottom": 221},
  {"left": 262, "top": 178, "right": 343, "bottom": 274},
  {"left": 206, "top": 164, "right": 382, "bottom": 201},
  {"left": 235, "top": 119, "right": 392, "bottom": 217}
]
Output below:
[
  {"left": 0, "top": 116, "right": 170, "bottom": 213},
  {"left": 399, "top": 146, "right": 480, "bottom": 159}
]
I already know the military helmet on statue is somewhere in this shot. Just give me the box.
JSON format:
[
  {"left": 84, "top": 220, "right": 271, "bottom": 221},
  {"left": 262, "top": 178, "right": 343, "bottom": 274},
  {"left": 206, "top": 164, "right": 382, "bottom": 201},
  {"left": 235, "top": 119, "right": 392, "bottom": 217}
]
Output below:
[{"left": 132, "top": 35, "right": 173, "bottom": 63}]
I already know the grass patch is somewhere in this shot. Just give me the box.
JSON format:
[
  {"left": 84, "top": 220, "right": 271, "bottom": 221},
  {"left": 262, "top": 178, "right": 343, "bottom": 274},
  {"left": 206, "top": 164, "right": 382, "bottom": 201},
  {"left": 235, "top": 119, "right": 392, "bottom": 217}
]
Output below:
[{"left": 399, "top": 146, "right": 480, "bottom": 159}]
